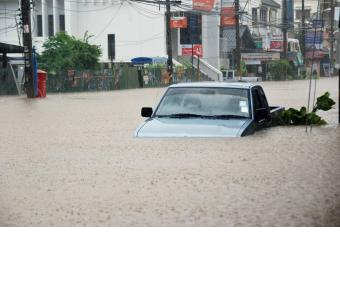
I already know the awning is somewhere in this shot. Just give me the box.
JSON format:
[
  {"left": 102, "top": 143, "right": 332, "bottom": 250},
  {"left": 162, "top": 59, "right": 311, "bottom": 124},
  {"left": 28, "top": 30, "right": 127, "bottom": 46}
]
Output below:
[
  {"left": 131, "top": 57, "right": 153, "bottom": 65},
  {"left": 0, "top": 42, "right": 24, "bottom": 54}
]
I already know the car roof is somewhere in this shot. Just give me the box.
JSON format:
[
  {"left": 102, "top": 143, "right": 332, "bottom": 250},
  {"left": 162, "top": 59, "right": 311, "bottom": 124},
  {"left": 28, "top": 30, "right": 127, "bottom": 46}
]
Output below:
[{"left": 168, "top": 82, "right": 254, "bottom": 89}]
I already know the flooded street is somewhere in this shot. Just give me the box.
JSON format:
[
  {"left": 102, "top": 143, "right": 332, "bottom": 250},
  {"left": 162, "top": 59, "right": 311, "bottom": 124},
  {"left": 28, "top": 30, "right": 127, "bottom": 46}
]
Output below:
[{"left": 0, "top": 78, "right": 339, "bottom": 226}]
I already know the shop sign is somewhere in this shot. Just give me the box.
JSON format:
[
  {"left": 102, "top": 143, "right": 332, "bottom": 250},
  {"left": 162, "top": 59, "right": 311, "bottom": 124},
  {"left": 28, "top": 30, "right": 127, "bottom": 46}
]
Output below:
[
  {"left": 270, "top": 33, "right": 283, "bottom": 51},
  {"left": 220, "top": 7, "right": 236, "bottom": 26},
  {"left": 181, "top": 44, "right": 203, "bottom": 57},
  {"left": 170, "top": 17, "right": 188, "bottom": 29},
  {"left": 241, "top": 52, "right": 280, "bottom": 63},
  {"left": 193, "top": 0, "right": 216, "bottom": 11},
  {"left": 305, "top": 31, "right": 323, "bottom": 46}
]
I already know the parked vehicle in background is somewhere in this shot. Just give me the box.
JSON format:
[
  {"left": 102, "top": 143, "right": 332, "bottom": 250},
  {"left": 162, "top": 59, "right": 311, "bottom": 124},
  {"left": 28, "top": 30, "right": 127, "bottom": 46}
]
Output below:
[{"left": 135, "top": 82, "right": 284, "bottom": 138}]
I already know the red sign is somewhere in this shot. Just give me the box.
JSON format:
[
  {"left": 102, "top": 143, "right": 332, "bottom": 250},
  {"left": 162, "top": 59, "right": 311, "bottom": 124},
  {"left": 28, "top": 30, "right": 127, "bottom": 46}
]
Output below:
[
  {"left": 270, "top": 41, "right": 283, "bottom": 51},
  {"left": 306, "top": 50, "right": 325, "bottom": 59},
  {"left": 181, "top": 45, "right": 203, "bottom": 57},
  {"left": 193, "top": 0, "right": 215, "bottom": 11},
  {"left": 170, "top": 17, "right": 188, "bottom": 29},
  {"left": 220, "top": 7, "right": 236, "bottom": 26},
  {"left": 270, "top": 33, "right": 283, "bottom": 51}
]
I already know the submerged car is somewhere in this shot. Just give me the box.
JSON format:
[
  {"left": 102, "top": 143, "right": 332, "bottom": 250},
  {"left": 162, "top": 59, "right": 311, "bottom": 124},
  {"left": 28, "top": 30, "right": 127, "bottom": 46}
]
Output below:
[{"left": 135, "top": 82, "right": 284, "bottom": 138}]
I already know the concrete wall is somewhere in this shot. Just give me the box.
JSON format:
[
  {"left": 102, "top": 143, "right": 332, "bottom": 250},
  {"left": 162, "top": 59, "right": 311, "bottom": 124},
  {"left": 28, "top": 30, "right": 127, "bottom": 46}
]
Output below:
[{"left": 202, "top": 14, "right": 220, "bottom": 69}]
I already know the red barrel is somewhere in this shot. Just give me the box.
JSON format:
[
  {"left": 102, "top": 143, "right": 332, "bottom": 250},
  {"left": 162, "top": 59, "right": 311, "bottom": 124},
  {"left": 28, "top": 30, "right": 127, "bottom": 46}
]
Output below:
[{"left": 37, "top": 70, "right": 47, "bottom": 98}]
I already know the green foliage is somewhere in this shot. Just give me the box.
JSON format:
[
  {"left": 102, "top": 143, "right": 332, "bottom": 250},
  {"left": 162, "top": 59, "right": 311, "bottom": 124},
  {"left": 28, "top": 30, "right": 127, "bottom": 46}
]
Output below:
[
  {"left": 280, "top": 107, "right": 326, "bottom": 125},
  {"left": 38, "top": 31, "right": 102, "bottom": 73},
  {"left": 278, "top": 91, "right": 335, "bottom": 126},
  {"left": 312, "top": 91, "right": 335, "bottom": 112},
  {"left": 241, "top": 60, "right": 248, "bottom": 76},
  {"left": 269, "top": 60, "right": 293, "bottom": 80}
]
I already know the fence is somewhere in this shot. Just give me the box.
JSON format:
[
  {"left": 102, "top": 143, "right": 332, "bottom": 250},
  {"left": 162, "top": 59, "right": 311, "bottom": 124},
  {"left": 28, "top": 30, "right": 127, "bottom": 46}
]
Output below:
[
  {"left": 0, "top": 67, "right": 18, "bottom": 95},
  {"left": 0, "top": 64, "right": 208, "bottom": 95}
]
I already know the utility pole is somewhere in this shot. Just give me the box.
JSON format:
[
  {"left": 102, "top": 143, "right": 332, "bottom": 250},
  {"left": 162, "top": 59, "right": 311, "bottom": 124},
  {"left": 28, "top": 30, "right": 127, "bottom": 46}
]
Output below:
[
  {"left": 330, "top": 0, "right": 335, "bottom": 74},
  {"left": 21, "top": 0, "right": 34, "bottom": 98},
  {"left": 235, "top": 0, "right": 241, "bottom": 78},
  {"left": 282, "top": 0, "right": 287, "bottom": 59},
  {"left": 301, "top": 0, "right": 305, "bottom": 62},
  {"left": 165, "top": 0, "right": 173, "bottom": 84}
]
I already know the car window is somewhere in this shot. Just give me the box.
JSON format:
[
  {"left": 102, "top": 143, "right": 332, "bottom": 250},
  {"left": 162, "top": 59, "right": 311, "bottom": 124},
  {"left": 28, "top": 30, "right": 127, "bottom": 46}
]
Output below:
[{"left": 155, "top": 87, "right": 250, "bottom": 118}]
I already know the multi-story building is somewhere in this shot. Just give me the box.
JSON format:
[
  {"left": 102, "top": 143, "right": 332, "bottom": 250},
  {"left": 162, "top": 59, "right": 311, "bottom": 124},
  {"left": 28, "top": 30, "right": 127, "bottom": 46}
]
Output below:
[{"left": 0, "top": 0, "right": 167, "bottom": 62}]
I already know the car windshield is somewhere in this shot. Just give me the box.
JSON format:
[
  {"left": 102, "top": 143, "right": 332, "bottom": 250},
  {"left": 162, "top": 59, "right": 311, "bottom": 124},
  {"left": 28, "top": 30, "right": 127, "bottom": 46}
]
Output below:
[{"left": 154, "top": 87, "right": 250, "bottom": 118}]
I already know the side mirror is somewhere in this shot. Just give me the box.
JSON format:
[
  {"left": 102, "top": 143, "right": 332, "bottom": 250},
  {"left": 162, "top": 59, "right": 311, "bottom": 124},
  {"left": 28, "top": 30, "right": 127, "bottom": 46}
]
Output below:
[
  {"left": 255, "top": 108, "right": 268, "bottom": 123},
  {"left": 141, "top": 107, "right": 153, "bottom": 117}
]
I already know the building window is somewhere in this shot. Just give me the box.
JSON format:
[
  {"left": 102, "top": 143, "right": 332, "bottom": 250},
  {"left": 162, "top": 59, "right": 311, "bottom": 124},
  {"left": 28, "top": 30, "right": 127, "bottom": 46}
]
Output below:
[
  {"left": 252, "top": 8, "right": 257, "bottom": 24},
  {"left": 59, "top": 15, "right": 65, "bottom": 31},
  {"left": 296, "top": 9, "right": 311, "bottom": 20},
  {"left": 180, "top": 13, "right": 201, "bottom": 45},
  {"left": 269, "top": 10, "right": 277, "bottom": 24},
  {"left": 107, "top": 34, "right": 115, "bottom": 61},
  {"left": 48, "top": 15, "right": 54, "bottom": 36},
  {"left": 37, "top": 15, "right": 42, "bottom": 37},
  {"left": 260, "top": 7, "right": 267, "bottom": 23}
]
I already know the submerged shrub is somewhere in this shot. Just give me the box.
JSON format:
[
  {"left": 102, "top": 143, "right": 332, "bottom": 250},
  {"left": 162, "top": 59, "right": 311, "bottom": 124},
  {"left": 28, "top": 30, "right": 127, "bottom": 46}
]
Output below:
[{"left": 278, "top": 91, "right": 335, "bottom": 126}]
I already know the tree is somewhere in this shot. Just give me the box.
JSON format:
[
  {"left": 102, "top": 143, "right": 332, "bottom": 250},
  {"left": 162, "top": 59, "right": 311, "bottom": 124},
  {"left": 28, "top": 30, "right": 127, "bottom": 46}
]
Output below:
[{"left": 38, "top": 31, "right": 102, "bottom": 73}]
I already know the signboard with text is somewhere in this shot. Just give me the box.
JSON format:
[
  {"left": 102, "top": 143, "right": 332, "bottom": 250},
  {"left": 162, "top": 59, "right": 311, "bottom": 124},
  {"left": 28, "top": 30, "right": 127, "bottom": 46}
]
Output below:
[
  {"left": 181, "top": 44, "right": 203, "bottom": 57},
  {"left": 270, "top": 33, "right": 283, "bottom": 51},
  {"left": 170, "top": 17, "right": 188, "bottom": 29},
  {"left": 220, "top": 7, "right": 236, "bottom": 26},
  {"left": 193, "top": 0, "right": 216, "bottom": 11},
  {"left": 305, "top": 31, "right": 323, "bottom": 49},
  {"left": 241, "top": 52, "right": 280, "bottom": 64}
]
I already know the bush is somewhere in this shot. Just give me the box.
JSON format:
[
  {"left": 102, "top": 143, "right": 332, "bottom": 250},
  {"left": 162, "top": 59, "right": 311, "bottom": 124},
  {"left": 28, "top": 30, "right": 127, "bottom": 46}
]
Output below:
[
  {"left": 269, "top": 60, "right": 293, "bottom": 80},
  {"left": 278, "top": 91, "right": 335, "bottom": 126},
  {"left": 38, "top": 32, "right": 102, "bottom": 73}
]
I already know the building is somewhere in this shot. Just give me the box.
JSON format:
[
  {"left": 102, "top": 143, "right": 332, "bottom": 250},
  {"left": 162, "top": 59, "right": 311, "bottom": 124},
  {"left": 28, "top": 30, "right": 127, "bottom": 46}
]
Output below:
[
  {"left": 0, "top": 0, "right": 167, "bottom": 62},
  {"left": 293, "top": 0, "right": 340, "bottom": 75}
]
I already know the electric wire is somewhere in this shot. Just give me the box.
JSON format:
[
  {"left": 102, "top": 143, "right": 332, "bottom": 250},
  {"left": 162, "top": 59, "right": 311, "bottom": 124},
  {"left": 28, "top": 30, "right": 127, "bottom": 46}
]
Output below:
[{"left": 92, "top": 2, "right": 123, "bottom": 41}]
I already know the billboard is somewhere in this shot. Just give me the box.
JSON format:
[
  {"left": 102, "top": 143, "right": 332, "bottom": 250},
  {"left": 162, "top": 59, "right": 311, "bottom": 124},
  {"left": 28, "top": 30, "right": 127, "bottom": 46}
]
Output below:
[
  {"left": 181, "top": 44, "right": 203, "bottom": 57},
  {"left": 305, "top": 31, "right": 323, "bottom": 49},
  {"left": 220, "top": 7, "right": 236, "bottom": 26},
  {"left": 241, "top": 52, "right": 280, "bottom": 64},
  {"left": 193, "top": 0, "right": 216, "bottom": 11}
]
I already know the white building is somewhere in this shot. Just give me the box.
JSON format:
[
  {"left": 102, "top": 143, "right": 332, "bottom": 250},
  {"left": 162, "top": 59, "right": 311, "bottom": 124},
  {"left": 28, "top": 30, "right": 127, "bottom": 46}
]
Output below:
[
  {"left": 1, "top": 0, "right": 284, "bottom": 79},
  {"left": 0, "top": 0, "right": 167, "bottom": 62}
]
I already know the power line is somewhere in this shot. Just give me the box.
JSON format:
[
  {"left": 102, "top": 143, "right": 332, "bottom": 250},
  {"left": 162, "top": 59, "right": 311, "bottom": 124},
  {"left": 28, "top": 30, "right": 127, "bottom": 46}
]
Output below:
[{"left": 92, "top": 3, "right": 123, "bottom": 40}]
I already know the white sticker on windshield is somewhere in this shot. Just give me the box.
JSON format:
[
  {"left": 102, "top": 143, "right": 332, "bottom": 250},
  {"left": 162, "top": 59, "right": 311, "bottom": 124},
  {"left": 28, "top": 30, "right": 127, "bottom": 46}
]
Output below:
[
  {"left": 241, "top": 106, "right": 248, "bottom": 113},
  {"left": 239, "top": 101, "right": 247, "bottom": 107}
]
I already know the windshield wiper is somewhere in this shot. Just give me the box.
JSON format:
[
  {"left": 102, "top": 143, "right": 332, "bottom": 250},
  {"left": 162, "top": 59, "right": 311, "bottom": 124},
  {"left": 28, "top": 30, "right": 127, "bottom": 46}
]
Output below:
[
  {"left": 206, "top": 114, "right": 248, "bottom": 119},
  {"left": 156, "top": 113, "right": 205, "bottom": 118}
]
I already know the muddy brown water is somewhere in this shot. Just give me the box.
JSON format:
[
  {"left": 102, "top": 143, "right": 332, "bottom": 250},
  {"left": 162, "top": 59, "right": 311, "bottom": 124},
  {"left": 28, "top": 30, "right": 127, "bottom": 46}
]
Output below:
[{"left": 0, "top": 78, "right": 339, "bottom": 226}]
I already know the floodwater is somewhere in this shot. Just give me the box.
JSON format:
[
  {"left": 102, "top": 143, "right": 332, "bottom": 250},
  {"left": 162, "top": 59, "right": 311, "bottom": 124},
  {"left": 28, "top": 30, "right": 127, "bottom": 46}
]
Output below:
[{"left": 0, "top": 78, "right": 339, "bottom": 226}]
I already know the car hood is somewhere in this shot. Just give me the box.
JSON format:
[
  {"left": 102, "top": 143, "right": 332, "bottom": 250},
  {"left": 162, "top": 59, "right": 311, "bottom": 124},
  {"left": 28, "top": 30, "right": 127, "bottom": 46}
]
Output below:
[{"left": 135, "top": 117, "right": 251, "bottom": 138}]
